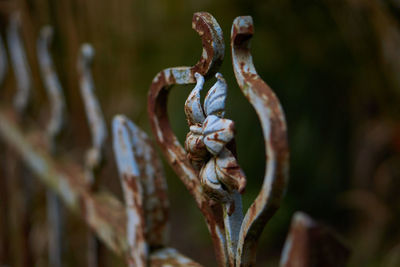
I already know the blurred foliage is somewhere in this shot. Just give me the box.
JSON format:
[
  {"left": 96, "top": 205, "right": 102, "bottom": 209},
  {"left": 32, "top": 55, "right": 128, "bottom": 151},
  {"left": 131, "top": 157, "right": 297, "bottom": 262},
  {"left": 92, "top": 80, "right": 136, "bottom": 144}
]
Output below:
[{"left": 1, "top": 0, "right": 400, "bottom": 266}]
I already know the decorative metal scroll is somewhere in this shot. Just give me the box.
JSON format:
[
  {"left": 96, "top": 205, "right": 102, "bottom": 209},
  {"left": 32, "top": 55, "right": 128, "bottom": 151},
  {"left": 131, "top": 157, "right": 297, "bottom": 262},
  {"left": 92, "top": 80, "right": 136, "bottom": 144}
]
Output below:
[
  {"left": 113, "top": 114, "right": 169, "bottom": 266},
  {"left": 231, "top": 16, "right": 290, "bottom": 266},
  {"left": 148, "top": 12, "right": 289, "bottom": 266},
  {"left": 148, "top": 12, "right": 229, "bottom": 266}
]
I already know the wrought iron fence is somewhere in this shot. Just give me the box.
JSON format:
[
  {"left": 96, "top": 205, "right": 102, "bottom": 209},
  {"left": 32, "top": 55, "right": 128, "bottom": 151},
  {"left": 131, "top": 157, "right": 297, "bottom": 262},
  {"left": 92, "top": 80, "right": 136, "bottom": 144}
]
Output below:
[{"left": 0, "top": 11, "right": 349, "bottom": 266}]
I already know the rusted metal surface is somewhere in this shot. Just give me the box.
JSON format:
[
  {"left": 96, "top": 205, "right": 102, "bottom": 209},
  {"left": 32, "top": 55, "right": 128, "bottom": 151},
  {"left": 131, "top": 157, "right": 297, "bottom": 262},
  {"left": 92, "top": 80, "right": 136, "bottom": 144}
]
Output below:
[
  {"left": 113, "top": 115, "right": 149, "bottom": 267},
  {"left": 149, "top": 12, "right": 289, "bottom": 266},
  {"left": 37, "top": 25, "right": 67, "bottom": 267},
  {"left": 280, "top": 212, "right": 350, "bottom": 267},
  {"left": 0, "top": 109, "right": 127, "bottom": 253},
  {"left": 113, "top": 114, "right": 170, "bottom": 265},
  {"left": 0, "top": 11, "right": 294, "bottom": 266},
  {"left": 184, "top": 72, "right": 246, "bottom": 266},
  {"left": 0, "top": 34, "right": 7, "bottom": 86},
  {"left": 185, "top": 72, "right": 245, "bottom": 201},
  {"left": 7, "top": 12, "right": 32, "bottom": 114},
  {"left": 148, "top": 12, "right": 229, "bottom": 266},
  {"left": 231, "top": 16, "right": 290, "bottom": 266},
  {"left": 0, "top": 10, "right": 355, "bottom": 267},
  {"left": 78, "top": 43, "right": 108, "bottom": 188},
  {"left": 0, "top": 10, "right": 351, "bottom": 267},
  {"left": 117, "top": 116, "right": 169, "bottom": 248}
]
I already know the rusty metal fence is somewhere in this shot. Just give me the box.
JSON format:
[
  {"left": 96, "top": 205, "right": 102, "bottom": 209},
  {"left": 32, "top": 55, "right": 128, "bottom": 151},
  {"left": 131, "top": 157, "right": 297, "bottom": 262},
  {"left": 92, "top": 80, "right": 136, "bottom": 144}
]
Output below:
[{"left": 0, "top": 11, "right": 350, "bottom": 266}]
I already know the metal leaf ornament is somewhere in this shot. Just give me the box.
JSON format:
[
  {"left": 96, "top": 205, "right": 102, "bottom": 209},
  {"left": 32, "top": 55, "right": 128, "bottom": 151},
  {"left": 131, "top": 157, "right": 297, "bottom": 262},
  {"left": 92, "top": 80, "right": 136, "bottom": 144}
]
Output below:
[{"left": 184, "top": 72, "right": 246, "bottom": 204}]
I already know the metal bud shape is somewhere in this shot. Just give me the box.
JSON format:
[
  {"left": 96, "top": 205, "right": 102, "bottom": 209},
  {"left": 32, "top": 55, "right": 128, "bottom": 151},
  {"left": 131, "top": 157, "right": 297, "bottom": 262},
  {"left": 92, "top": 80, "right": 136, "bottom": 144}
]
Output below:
[
  {"left": 215, "top": 148, "right": 246, "bottom": 193},
  {"left": 203, "top": 115, "right": 235, "bottom": 156},
  {"left": 204, "top": 73, "right": 227, "bottom": 117},
  {"left": 199, "top": 148, "right": 246, "bottom": 202},
  {"left": 184, "top": 72, "right": 205, "bottom": 126},
  {"left": 199, "top": 158, "right": 231, "bottom": 203}
]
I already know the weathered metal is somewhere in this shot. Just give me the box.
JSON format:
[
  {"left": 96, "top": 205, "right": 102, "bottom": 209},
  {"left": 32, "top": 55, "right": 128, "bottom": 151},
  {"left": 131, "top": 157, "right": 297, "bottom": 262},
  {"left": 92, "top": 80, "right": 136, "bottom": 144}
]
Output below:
[
  {"left": 0, "top": 109, "right": 200, "bottom": 266},
  {"left": 280, "top": 212, "right": 350, "bottom": 267},
  {"left": 231, "top": 16, "right": 290, "bottom": 266},
  {"left": 113, "top": 114, "right": 170, "bottom": 265},
  {"left": 183, "top": 72, "right": 246, "bottom": 266},
  {"left": 148, "top": 12, "right": 289, "bottom": 266},
  {"left": 37, "top": 25, "right": 67, "bottom": 267},
  {"left": 0, "top": 11, "right": 351, "bottom": 267},
  {"left": 77, "top": 43, "right": 108, "bottom": 188},
  {"left": 113, "top": 115, "right": 148, "bottom": 267},
  {"left": 148, "top": 12, "right": 229, "bottom": 266},
  {"left": 185, "top": 73, "right": 245, "bottom": 200},
  {"left": 7, "top": 12, "right": 32, "bottom": 114}
]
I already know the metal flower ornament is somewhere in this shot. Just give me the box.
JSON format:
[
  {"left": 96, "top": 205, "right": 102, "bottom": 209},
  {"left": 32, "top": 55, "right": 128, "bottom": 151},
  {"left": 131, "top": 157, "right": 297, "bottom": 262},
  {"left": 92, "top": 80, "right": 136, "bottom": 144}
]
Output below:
[
  {"left": 184, "top": 72, "right": 246, "bottom": 204},
  {"left": 148, "top": 12, "right": 289, "bottom": 266}
]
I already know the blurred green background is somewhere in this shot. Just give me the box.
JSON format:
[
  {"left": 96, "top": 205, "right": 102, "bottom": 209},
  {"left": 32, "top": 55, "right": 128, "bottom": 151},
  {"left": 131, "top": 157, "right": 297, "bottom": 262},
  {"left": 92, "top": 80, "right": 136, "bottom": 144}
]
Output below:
[{"left": 1, "top": 0, "right": 400, "bottom": 266}]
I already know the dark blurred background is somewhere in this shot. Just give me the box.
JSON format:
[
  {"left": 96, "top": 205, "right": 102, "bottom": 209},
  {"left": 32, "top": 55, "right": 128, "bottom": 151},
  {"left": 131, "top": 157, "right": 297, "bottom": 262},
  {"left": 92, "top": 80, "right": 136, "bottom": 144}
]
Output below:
[{"left": 0, "top": 0, "right": 400, "bottom": 266}]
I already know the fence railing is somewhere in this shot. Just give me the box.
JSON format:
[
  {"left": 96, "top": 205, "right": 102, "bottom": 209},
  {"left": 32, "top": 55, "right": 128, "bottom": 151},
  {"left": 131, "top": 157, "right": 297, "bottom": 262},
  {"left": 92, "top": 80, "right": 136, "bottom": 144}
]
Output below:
[{"left": 0, "top": 11, "right": 350, "bottom": 266}]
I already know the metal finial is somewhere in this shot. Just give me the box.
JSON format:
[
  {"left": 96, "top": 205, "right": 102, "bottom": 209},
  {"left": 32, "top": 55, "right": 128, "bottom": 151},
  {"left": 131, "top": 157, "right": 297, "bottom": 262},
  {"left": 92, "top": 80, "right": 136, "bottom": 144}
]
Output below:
[{"left": 78, "top": 43, "right": 107, "bottom": 187}]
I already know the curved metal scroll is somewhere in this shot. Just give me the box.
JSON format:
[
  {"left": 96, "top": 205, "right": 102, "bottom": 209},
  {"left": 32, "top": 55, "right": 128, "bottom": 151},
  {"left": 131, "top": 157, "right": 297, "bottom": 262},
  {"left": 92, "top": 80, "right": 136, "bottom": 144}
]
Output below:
[
  {"left": 37, "top": 26, "right": 66, "bottom": 151},
  {"left": 147, "top": 12, "right": 227, "bottom": 265},
  {"left": 231, "top": 16, "right": 289, "bottom": 266},
  {"left": 113, "top": 115, "right": 148, "bottom": 267},
  {"left": 113, "top": 115, "right": 169, "bottom": 265}
]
